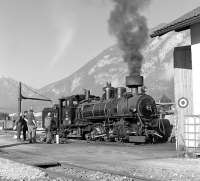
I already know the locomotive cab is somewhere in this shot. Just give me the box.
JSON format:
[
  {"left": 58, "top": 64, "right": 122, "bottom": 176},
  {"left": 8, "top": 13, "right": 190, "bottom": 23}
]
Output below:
[
  {"left": 58, "top": 95, "right": 85, "bottom": 127},
  {"left": 42, "top": 104, "right": 59, "bottom": 129}
]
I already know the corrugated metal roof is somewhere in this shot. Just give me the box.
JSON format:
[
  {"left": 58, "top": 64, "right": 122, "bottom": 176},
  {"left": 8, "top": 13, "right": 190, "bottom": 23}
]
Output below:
[{"left": 151, "top": 6, "right": 200, "bottom": 38}]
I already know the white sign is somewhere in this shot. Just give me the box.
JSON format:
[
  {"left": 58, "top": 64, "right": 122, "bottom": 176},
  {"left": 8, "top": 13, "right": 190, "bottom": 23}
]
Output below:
[{"left": 178, "top": 97, "right": 189, "bottom": 108}]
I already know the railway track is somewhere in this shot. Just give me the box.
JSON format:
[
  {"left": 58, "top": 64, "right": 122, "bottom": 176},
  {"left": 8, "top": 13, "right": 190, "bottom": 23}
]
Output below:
[
  {"left": 66, "top": 138, "right": 169, "bottom": 148},
  {"left": 67, "top": 138, "right": 138, "bottom": 147}
]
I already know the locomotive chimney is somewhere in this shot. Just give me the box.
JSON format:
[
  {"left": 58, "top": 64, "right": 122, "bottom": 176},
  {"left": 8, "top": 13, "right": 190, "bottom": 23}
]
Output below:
[{"left": 126, "top": 75, "right": 143, "bottom": 94}]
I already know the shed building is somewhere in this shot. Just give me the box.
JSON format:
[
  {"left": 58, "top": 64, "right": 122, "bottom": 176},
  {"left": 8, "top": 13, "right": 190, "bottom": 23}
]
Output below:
[{"left": 151, "top": 7, "right": 200, "bottom": 149}]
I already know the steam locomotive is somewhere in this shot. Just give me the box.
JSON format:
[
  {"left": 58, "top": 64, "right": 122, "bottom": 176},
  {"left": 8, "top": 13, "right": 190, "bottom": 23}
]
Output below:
[{"left": 42, "top": 75, "right": 171, "bottom": 143}]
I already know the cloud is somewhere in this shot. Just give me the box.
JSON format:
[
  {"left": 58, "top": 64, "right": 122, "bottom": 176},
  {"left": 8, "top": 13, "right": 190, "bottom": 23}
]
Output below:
[{"left": 49, "top": 28, "right": 74, "bottom": 68}]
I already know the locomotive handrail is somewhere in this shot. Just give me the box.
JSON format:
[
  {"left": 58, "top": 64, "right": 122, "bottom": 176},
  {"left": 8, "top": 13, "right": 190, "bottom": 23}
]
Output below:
[
  {"left": 116, "top": 101, "right": 119, "bottom": 116},
  {"left": 136, "top": 113, "right": 144, "bottom": 127},
  {"left": 81, "top": 104, "right": 84, "bottom": 119},
  {"left": 103, "top": 102, "right": 107, "bottom": 117},
  {"left": 92, "top": 104, "right": 95, "bottom": 117}
]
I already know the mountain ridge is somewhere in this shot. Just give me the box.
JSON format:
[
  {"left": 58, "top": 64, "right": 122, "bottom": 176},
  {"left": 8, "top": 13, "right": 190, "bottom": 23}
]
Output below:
[{"left": 38, "top": 30, "right": 190, "bottom": 101}]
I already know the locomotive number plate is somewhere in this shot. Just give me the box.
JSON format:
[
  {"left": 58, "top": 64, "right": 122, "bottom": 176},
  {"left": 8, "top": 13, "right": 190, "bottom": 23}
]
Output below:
[{"left": 178, "top": 97, "right": 189, "bottom": 108}]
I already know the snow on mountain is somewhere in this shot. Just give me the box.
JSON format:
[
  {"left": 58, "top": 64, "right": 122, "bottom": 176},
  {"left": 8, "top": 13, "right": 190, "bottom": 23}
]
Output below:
[{"left": 71, "top": 76, "right": 82, "bottom": 92}]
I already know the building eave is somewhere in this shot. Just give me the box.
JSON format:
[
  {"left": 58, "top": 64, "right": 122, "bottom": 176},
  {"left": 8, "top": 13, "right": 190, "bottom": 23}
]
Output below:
[{"left": 150, "top": 7, "right": 200, "bottom": 38}]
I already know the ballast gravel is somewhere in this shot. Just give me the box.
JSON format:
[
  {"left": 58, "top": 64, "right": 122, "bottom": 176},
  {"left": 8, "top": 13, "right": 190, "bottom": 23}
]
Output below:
[
  {"left": 0, "top": 157, "right": 49, "bottom": 180},
  {"left": 0, "top": 158, "right": 134, "bottom": 181},
  {"left": 47, "top": 165, "right": 137, "bottom": 181}
]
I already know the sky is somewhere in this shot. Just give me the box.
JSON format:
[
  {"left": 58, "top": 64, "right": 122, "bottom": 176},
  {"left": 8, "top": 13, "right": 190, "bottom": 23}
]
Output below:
[{"left": 0, "top": 0, "right": 200, "bottom": 88}]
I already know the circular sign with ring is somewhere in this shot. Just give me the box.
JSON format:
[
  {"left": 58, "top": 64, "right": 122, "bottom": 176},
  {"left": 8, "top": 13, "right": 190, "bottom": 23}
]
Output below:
[{"left": 178, "top": 97, "right": 189, "bottom": 108}]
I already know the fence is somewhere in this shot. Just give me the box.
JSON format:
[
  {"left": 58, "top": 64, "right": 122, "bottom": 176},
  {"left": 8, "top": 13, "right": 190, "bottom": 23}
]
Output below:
[{"left": 184, "top": 115, "right": 200, "bottom": 156}]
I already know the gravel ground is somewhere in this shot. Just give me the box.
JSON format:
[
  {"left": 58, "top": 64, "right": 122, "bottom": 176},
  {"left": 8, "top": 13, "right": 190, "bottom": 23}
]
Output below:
[
  {"left": 0, "top": 157, "right": 49, "bottom": 180},
  {"left": 47, "top": 159, "right": 200, "bottom": 181},
  {"left": 125, "top": 160, "right": 197, "bottom": 181},
  {"left": 1, "top": 133, "right": 200, "bottom": 181},
  {"left": 1, "top": 156, "right": 199, "bottom": 181},
  {"left": 47, "top": 165, "right": 138, "bottom": 181}
]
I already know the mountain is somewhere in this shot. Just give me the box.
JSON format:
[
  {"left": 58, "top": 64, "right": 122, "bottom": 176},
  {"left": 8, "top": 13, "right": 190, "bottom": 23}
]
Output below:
[
  {"left": 0, "top": 30, "right": 191, "bottom": 113},
  {"left": 0, "top": 76, "right": 19, "bottom": 112},
  {"left": 39, "top": 30, "right": 191, "bottom": 102}
]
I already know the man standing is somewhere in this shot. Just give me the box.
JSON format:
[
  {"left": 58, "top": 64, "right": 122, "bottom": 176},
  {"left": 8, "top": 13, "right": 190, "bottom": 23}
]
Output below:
[
  {"left": 44, "top": 112, "right": 56, "bottom": 143},
  {"left": 27, "top": 109, "right": 37, "bottom": 143},
  {"left": 22, "top": 111, "right": 28, "bottom": 141},
  {"left": 16, "top": 113, "right": 23, "bottom": 141}
]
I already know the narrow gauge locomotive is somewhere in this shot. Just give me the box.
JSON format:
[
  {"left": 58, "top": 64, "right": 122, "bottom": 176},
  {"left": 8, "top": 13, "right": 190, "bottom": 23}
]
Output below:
[{"left": 42, "top": 75, "right": 171, "bottom": 143}]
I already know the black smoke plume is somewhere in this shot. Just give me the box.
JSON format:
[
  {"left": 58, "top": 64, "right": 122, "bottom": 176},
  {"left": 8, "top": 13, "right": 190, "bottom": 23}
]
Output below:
[{"left": 108, "top": 0, "right": 150, "bottom": 76}]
